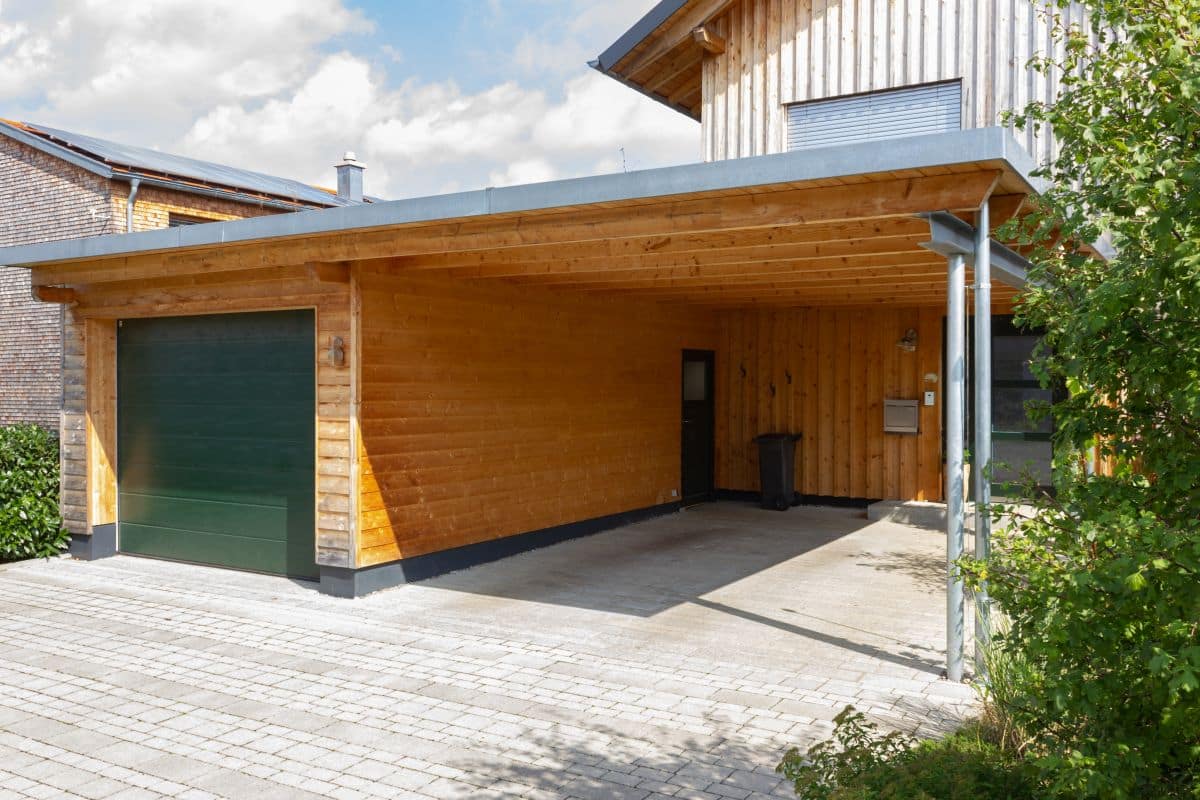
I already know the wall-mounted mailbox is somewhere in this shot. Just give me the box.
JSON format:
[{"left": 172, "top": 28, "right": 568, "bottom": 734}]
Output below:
[{"left": 884, "top": 398, "right": 920, "bottom": 434}]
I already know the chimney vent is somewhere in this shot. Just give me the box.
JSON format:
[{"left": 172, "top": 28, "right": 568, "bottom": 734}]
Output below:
[{"left": 336, "top": 152, "right": 364, "bottom": 203}]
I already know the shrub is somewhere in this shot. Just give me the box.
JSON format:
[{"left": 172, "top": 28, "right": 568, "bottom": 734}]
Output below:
[
  {"left": 954, "top": 0, "right": 1200, "bottom": 795},
  {"left": 0, "top": 424, "right": 69, "bottom": 561},
  {"left": 777, "top": 707, "right": 1038, "bottom": 800}
]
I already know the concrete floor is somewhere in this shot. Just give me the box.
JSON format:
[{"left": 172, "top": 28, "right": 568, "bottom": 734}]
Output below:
[{"left": 0, "top": 502, "right": 977, "bottom": 800}]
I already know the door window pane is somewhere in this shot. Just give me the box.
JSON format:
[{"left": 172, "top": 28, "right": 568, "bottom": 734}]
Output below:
[
  {"left": 994, "top": 387, "right": 1053, "bottom": 433},
  {"left": 991, "top": 439, "right": 1053, "bottom": 491},
  {"left": 994, "top": 336, "right": 1040, "bottom": 381},
  {"left": 683, "top": 361, "right": 708, "bottom": 402}
]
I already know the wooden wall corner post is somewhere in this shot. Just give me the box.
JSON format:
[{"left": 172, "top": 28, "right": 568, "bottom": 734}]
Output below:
[
  {"left": 84, "top": 318, "right": 118, "bottom": 532},
  {"left": 348, "top": 264, "right": 363, "bottom": 570}
]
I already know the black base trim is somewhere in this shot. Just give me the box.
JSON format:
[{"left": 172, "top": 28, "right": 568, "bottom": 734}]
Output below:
[
  {"left": 802, "top": 494, "right": 877, "bottom": 509},
  {"left": 713, "top": 489, "right": 877, "bottom": 510},
  {"left": 69, "top": 523, "right": 117, "bottom": 561},
  {"left": 319, "top": 501, "right": 683, "bottom": 598}
]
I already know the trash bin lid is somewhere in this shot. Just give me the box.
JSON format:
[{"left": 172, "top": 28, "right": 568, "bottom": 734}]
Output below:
[{"left": 753, "top": 432, "right": 802, "bottom": 443}]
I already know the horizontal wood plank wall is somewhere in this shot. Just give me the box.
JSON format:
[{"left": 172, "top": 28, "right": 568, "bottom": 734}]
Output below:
[
  {"left": 356, "top": 271, "right": 719, "bottom": 567},
  {"left": 715, "top": 307, "right": 942, "bottom": 501},
  {"left": 62, "top": 268, "right": 354, "bottom": 567},
  {"left": 701, "top": 0, "right": 1092, "bottom": 165}
]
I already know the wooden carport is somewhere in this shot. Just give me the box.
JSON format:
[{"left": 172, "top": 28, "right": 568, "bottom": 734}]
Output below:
[{"left": 2, "top": 129, "right": 1038, "bottom": 683}]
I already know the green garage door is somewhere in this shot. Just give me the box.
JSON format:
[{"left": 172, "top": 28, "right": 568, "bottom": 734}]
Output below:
[{"left": 117, "top": 310, "right": 317, "bottom": 579}]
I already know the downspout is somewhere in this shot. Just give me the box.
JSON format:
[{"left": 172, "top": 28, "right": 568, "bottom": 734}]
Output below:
[{"left": 125, "top": 178, "right": 141, "bottom": 233}]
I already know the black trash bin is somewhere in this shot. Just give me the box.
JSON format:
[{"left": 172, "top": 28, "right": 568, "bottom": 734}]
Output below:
[{"left": 753, "top": 433, "right": 802, "bottom": 511}]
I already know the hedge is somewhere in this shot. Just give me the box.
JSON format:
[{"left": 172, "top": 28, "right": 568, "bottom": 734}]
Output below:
[{"left": 0, "top": 424, "right": 70, "bottom": 561}]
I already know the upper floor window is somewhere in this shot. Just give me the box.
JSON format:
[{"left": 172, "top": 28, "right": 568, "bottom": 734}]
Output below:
[{"left": 786, "top": 80, "right": 962, "bottom": 152}]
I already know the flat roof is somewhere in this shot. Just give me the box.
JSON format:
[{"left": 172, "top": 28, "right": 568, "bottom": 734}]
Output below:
[{"left": 0, "top": 127, "right": 1042, "bottom": 269}]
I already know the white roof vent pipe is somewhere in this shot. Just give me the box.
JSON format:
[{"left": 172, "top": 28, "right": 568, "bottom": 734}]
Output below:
[{"left": 336, "top": 151, "right": 364, "bottom": 203}]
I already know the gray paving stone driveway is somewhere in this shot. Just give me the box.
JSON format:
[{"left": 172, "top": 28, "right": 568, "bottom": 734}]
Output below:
[{"left": 0, "top": 503, "right": 976, "bottom": 799}]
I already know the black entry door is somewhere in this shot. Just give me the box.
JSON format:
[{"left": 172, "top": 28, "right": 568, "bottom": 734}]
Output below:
[
  {"left": 681, "top": 350, "right": 715, "bottom": 505},
  {"left": 988, "top": 316, "right": 1054, "bottom": 493}
]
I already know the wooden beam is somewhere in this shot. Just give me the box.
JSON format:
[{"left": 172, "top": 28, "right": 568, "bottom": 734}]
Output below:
[
  {"left": 643, "top": 46, "right": 705, "bottom": 95},
  {"left": 987, "top": 193, "right": 1027, "bottom": 230},
  {"left": 692, "top": 25, "right": 727, "bottom": 54},
  {"left": 422, "top": 236, "right": 932, "bottom": 280},
  {"left": 616, "top": 0, "right": 735, "bottom": 79},
  {"left": 492, "top": 253, "right": 944, "bottom": 287},
  {"left": 662, "top": 286, "right": 954, "bottom": 304},
  {"left": 383, "top": 218, "right": 929, "bottom": 270},
  {"left": 534, "top": 267, "right": 951, "bottom": 293},
  {"left": 677, "top": 294, "right": 952, "bottom": 308},
  {"left": 565, "top": 274, "right": 951, "bottom": 296},
  {"left": 666, "top": 78, "right": 704, "bottom": 108},
  {"left": 34, "top": 170, "right": 1002, "bottom": 286},
  {"left": 307, "top": 261, "right": 351, "bottom": 283},
  {"left": 32, "top": 285, "right": 77, "bottom": 304}
]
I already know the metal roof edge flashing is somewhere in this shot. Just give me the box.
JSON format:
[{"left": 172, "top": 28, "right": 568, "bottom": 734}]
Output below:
[
  {"left": 593, "top": 0, "right": 691, "bottom": 72},
  {"left": 0, "top": 121, "right": 113, "bottom": 179},
  {"left": 0, "top": 127, "right": 1041, "bottom": 269}
]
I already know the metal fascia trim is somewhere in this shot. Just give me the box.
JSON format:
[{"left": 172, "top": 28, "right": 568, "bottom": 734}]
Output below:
[{"left": 0, "top": 128, "right": 1039, "bottom": 268}]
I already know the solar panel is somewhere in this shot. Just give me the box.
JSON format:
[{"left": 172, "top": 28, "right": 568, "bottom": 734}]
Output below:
[{"left": 28, "top": 123, "right": 354, "bottom": 208}]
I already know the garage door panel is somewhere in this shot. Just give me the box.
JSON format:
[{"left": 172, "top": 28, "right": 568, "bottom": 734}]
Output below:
[
  {"left": 119, "top": 493, "right": 291, "bottom": 539},
  {"left": 117, "top": 403, "right": 312, "bottom": 435},
  {"left": 118, "top": 523, "right": 299, "bottom": 575},
  {"left": 117, "top": 376, "right": 313, "bottom": 408},
  {"left": 118, "top": 464, "right": 311, "bottom": 504},
  {"left": 118, "top": 310, "right": 316, "bottom": 579},
  {"left": 120, "top": 435, "right": 311, "bottom": 471},
  {"left": 119, "top": 353, "right": 312, "bottom": 379}
]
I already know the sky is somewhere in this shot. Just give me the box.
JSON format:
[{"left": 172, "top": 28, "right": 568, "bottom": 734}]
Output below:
[{"left": 0, "top": 0, "right": 700, "bottom": 200}]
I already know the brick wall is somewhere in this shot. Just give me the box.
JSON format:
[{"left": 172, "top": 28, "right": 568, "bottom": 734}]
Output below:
[
  {"left": 0, "top": 137, "right": 116, "bottom": 427},
  {"left": 111, "top": 183, "right": 281, "bottom": 232},
  {"left": 1, "top": 134, "right": 294, "bottom": 429}
]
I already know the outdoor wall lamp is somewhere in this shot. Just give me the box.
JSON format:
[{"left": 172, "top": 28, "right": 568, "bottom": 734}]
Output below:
[
  {"left": 329, "top": 336, "right": 346, "bottom": 367},
  {"left": 897, "top": 328, "right": 918, "bottom": 352}
]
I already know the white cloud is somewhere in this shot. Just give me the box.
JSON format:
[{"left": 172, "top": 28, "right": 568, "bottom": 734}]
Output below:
[
  {"left": 0, "top": 0, "right": 700, "bottom": 200},
  {"left": 489, "top": 157, "right": 559, "bottom": 187},
  {"left": 0, "top": 0, "right": 371, "bottom": 144}
]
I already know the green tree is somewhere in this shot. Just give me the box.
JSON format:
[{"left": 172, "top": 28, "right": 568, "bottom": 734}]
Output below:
[{"left": 963, "top": 0, "right": 1200, "bottom": 797}]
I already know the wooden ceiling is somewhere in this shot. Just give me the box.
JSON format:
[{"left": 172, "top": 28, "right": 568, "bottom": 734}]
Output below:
[{"left": 32, "top": 162, "right": 1029, "bottom": 310}]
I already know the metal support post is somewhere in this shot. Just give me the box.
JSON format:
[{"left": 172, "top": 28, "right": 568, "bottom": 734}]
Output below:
[
  {"left": 946, "top": 251, "right": 967, "bottom": 683},
  {"left": 973, "top": 201, "right": 993, "bottom": 678}
]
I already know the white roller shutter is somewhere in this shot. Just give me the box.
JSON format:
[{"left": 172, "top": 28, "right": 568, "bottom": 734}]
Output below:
[{"left": 787, "top": 81, "right": 962, "bottom": 151}]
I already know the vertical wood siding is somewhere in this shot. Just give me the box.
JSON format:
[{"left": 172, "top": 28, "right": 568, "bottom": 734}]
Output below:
[
  {"left": 355, "top": 271, "right": 719, "bottom": 568},
  {"left": 60, "top": 269, "right": 354, "bottom": 568},
  {"left": 701, "top": 0, "right": 1091, "bottom": 165},
  {"left": 715, "top": 307, "right": 943, "bottom": 500}
]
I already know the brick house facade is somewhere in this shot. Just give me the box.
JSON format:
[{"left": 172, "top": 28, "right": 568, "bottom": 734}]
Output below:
[
  {"left": 0, "top": 138, "right": 113, "bottom": 427},
  {"left": 0, "top": 121, "right": 362, "bottom": 428}
]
